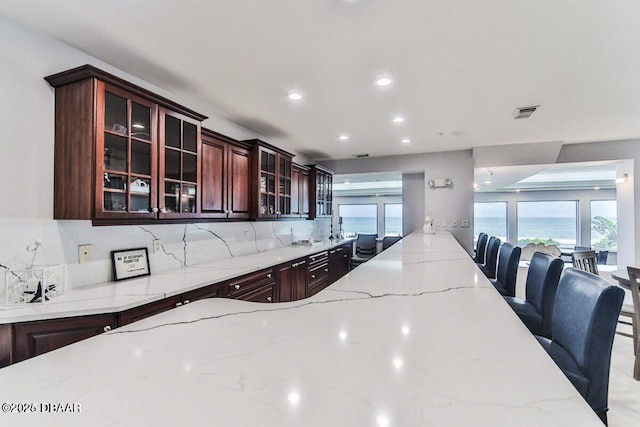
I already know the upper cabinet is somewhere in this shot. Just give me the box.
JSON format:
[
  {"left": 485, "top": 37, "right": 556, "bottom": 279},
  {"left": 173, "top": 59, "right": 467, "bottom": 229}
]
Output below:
[
  {"left": 250, "top": 140, "right": 294, "bottom": 219},
  {"left": 308, "top": 165, "right": 334, "bottom": 219},
  {"left": 46, "top": 65, "right": 207, "bottom": 222},
  {"left": 291, "top": 164, "right": 310, "bottom": 218},
  {"left": 201, "top": 129, "right": 252, "bottom": 219}
]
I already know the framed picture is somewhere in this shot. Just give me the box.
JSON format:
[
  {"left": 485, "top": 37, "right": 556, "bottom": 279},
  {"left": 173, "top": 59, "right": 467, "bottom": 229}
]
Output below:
[{"left": 111, "top": 248, "right": 151, "bottom": 281}]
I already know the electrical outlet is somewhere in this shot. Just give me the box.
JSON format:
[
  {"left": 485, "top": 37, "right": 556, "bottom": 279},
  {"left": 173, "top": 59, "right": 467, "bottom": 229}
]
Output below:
[
  {"left": 78, "top": 244, "right": 92, "bottom": 264},
  {"left": 460, "top": 219, "right": 470, "bottom": 228},
  {"left": 433, "top": 219, "right": 441, "bottom": 227},
  {"left": 153, "top": 239, "right": 162, "bottom": 253},
  {"left": 451, "top": 219, "right": 458, "bottom": 227}
]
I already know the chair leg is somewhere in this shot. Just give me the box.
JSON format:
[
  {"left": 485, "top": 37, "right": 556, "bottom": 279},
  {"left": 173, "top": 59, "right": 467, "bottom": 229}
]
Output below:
[{"left": 596, "top": 408, "right": 607, "bottom": 425}]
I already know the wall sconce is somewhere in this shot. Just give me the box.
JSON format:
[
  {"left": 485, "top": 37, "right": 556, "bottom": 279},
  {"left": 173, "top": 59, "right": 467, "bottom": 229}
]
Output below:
[
  {"left": 615, "top": 174, "right": 628, "bottom": 184},
  {"left": 428, "top": 178, "right": 453, "bottom": 189}
]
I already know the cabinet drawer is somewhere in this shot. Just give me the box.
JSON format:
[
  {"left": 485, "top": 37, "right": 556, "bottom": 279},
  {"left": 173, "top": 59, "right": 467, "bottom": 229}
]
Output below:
[
  {"left": 308, "top": 251, "right": 328, "bottom": 267},
  {"left": 119, "top": 295, "right": 182, "bottom": 326},
  {"left": 182, "top": 283, "right": 221, "bottom": 302},
  {"left": 308, "top": 262, "right": 329, "bottom": 289},
  {"left": 226, "top": 268, "right": 274, "bottom": 298},
  {"left": 235, "top": 284, "right": 275, "bottom": 303}
]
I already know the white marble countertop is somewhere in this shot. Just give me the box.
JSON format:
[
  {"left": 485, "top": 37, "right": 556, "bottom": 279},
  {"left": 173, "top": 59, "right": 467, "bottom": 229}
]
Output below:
[
  {"left": 0, "top": 232, "right": 602, "bottom": 426},
  {"left": 0, "top": 239, "right": 351, "bottom": 324}
]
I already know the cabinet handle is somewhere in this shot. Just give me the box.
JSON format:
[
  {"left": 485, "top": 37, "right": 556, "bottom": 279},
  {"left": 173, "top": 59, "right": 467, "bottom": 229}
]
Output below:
[
  {"left": 311, "top": 274, "right": 316, "bottom": 279},
  {"left": 176, "top": 302, "right": 183, "bottom": 307},
  {"left": 103, "top": 325, "right": 112, "bottom": 332},
  {"left": 152, "top": 207, "right": 159, "bottom": 213},
  {"left": 229, "top": 210, "right": 233, "bottom": 214},
  {"left": 267, "top": 273, "right": 272, "bottom": 278},
  {"left": 184, "top": 300, "right": 190, "bottom": 304},
  {"left": 276, "top": 211, "right": 281, "bottom": 215},
  {"left": 324, "top": 268, "right": 328, "bottom": 272},
  {"left": 311, "top": 257, "right": 315, "bottom": 261},
  {"left": 266, "top": 296, "right": 272, "bottom": 302},
  {"left": 235, "top": 284, "right": 241, "bottom": 290}
]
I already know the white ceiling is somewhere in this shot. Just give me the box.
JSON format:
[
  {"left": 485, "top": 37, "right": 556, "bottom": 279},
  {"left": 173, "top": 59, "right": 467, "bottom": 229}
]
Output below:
[{"left": 2, "top": 1, "right": 640, "bottom": 161}]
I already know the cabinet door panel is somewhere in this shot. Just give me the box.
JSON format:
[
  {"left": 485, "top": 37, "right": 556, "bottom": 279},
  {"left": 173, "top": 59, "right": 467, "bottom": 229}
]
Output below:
[
  {"left": 202, "top": 139, "right": 226, "bottom": 213},
  {"left": 13, "top": 314, "right": 117, "bottom": 363},
  {"left": 229, "top": 146, "right": 250, "bottom": 218}
]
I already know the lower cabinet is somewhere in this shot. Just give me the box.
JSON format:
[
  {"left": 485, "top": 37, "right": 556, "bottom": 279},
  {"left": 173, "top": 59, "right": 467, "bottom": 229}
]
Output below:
[
  {"left": 329, "top": 242, "right": 352, "bottom": 283},
  {"left": 225, "top": 268, "right": 275, "bottom": 303},
  {"left": 308, "top": 251, "right": 329, "bottom": 297},
  {"left": 11, "top": 313, "right": 118, "bottom": 364},
  {"left": 276, "top": 258, "right": 308, "bottom": 302},
  {"left": 119, "top": 295, "right": 183, "bottom": 326}
]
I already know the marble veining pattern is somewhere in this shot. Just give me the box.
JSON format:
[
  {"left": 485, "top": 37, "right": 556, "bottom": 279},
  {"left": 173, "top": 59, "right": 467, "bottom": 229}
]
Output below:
[{"left": 0, "top": 232, "right": 603, "bottom": 426}]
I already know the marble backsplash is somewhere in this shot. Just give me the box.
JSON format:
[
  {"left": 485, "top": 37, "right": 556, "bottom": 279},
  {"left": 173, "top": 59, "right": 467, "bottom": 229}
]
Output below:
[{"left": 0, "top": 219, "right": 331, "bottom": 292}]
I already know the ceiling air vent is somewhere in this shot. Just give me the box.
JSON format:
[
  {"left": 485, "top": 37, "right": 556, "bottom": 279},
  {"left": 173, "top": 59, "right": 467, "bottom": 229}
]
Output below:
[
  {"left": 353, "top": 153, "right": 369, "bottom": 158},
  {"left": 513, "top": 105, "right": 540, "bottom": 119}
]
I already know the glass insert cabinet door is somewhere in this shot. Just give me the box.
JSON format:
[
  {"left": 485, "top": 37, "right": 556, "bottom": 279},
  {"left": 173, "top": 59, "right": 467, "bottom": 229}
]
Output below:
[
  {"left": 159, "top": 108, "right": 201, "bottom": 217},
  {"left": 97, "top": 83, "right": 157, "bottom": 219},
  {"left": 259, "top": 148, "right": 277, "bottom": 217}
]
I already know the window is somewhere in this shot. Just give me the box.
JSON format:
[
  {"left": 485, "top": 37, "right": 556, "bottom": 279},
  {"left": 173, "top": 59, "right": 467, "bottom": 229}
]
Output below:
[
  {"left": 384, "top": 204, "right": 403, "bottom": 236},
  {"left": 339, "top": 204, "right": 377, "bottom": 235},
  {"left": 591, "top": 200, "right": 617, "bottom": 250},
  {"left": 517, "top": 201, "right": 577, "bottom": 248},
  {"left": 474, "top": 202, "right": 507, "bottom": 242}
]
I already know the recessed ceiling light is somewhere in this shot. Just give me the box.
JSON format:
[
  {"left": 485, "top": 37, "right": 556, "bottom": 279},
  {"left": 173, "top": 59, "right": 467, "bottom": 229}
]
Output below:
[
  {"left": 515, "top": 189, "right": 521, "bottom": 193},
  {"left": 473, "top": 182, "right": 478, "bottom": 189},
  {"left": 484, "top": 180, "right": 492, "bottom": 184},
  {"left": 344, "top": 180, "right": 350, "bottom": 185},
  {"left": 288, "top": 91, "right": 303, "bottom": 101},
  {"left": 392, "top": 116, "right": 405, "bottom": 124},
  {"left": 375, "top": 76, "right": 392, "bottom": 87},
  {"left": 338, "top": 134, "right": 349, "bottom": 141},
  {"left": 401, "top": 138, "right": 411, "bottom": 144},
  {"left": 594, "top": 186, "right": 600, "bottom": 190}
]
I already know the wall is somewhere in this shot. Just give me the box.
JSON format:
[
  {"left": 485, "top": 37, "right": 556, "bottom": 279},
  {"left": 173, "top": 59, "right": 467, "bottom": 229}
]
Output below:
[
  {"left": 321, "top": 150, "right": 475, "bottom": 253},
  {"left": 402, "top": 173, "right": 426, "bottom": 234},
  {"left": 0, "top": 16, "right": 326, "bottom": 295}
]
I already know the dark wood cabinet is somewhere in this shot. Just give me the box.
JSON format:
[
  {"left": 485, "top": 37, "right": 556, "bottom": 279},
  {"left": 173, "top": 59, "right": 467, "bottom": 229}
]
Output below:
[
  {"left": 225, "top": 268, "right": 275, "bottom": 302},
  {"left": 329, "top": 241, "right": 352, "bottom": 283},
  {"left": 12, "top": 314, "right": 118, "bottom": 363},
  {"left": 308, "top": 251, "right": 329, "bottom": 296},
  {"left": 201, "top": 129, "right": 252, "bottom": 219},
  {"left": 308, "top": 165, "right": 334, "bottom": 219},
  {"left": 249, "top": 140, "right": 295, "bottom": 219},
  {"left": 45, "top": 65, "right": 207, "bottom": 223},
  {"left": 276, "top": 258, "right": 308, "bottom": 302},
  {"left": 118, "top": 295, "right": 183, "bottom": 326},
  {"left": 291, "top": 164, "right": 310, "bottom": 218}
]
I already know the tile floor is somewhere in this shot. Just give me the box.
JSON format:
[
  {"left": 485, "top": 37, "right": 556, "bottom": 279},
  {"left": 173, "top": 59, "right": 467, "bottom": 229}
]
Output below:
[{"left": 608, "top": 325, "right": 640, "bottom": 426}]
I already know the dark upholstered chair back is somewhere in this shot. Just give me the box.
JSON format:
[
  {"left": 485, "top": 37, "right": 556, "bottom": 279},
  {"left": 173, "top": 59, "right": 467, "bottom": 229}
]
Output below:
[
  {"left": 572, "top": 250, "right": 599, "bottom": 275},
  {"left": 495, "top": 243, "right": 521, "bottom": 297},
  {"left": 551, "top": 267, "right": 624, "bottom": 415},
  {"left": 525, "top": 252, "right": 563, "bottom": 337},
  {"left": 354, "top": 234, "right": 377, "bottom": 258},
  {"left": 483, "top": 236, "right": 501, "bottom": 279},
  {"left": 474, "top": 233, "right": 488, "bottom": 264},
  {"left": 382, "top": 236, "right": 401, "bottom": 250}
]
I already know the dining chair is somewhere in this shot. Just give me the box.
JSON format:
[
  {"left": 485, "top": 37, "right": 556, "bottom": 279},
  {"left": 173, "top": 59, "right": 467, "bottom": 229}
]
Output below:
[
  {"left": 382, "top": 236, "right": 401, "bottom": 251},
  {"left": 473, "top": 233, "right": 488, "bottom": 264},
  {"left": 626, "top": 266, "right": 640, "bottom": 380},
  {"left": 479, "top": 236, "right": 500, "bottom": 279},
  {"left": 504, "top": 252, "right": 564, "bottom": 338},
  {"left": 572, "top": 250, "right": 599, "bottom": 275},
  {"left": 489, "top": 242, "right": 521, "bottom": 297},
  {"left": 535, "top": 267, "right": 624, "bottom": 424},
  {"left": 350, "top": 233, "right": 378, "bottom": 269},
  {"left": 597, "top": 250, "right": 609, "bottom": 265}
]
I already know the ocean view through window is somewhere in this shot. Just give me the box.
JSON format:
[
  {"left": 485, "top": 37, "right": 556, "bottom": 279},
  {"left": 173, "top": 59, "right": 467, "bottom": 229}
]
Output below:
[
  {"left": 384, "top": 204, "right": 402, "bottom": 236},
  {"left": 517, "top": 201, "right": 577, "bottom": 248},
  {"left": 339, "top": 204, "right": 377, "bottom": 235},
  {"left": 474, "top": 202, "right": 507, "bottom": 242}
]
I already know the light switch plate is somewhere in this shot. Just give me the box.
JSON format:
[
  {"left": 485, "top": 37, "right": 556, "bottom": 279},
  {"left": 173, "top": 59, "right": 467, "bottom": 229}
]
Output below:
[
  {"left": 153, "top": 239, "right": 162, "bottom": 253},
  {"left": 460, "top": 219, "right": 470, "bottom": 228},
  {"left": 450, "top": 219, "right": 458, "bottom": 227}
]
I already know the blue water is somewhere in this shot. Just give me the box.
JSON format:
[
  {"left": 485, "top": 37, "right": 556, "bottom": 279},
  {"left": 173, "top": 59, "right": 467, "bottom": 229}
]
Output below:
[
  {"left": 342, "top": 216, "right": 402, "bottom": 236},
  {"left": 474, "top": 216, "right": 615, "bottom": 246}
]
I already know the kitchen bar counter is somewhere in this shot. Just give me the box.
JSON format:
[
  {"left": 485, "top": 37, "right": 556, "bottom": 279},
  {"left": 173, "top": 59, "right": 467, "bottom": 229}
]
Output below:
[
  {"left": 0, "top": 239, "right": 350, "bottom": 324},
  {"left": 0, "top": 232, "right": 602, "bottom": 426}
]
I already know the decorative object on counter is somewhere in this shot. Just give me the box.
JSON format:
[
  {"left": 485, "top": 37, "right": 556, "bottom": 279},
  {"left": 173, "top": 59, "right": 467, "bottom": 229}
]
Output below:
[
  {"left": 3, "top": 239, "right": 65, "bottom": 305},
  {"left": 111, "top": 247, "right": 151, "bottom": 281},
  {"left": 423, "top": 211, "right": 435, "bottom": 234}
]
